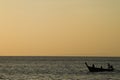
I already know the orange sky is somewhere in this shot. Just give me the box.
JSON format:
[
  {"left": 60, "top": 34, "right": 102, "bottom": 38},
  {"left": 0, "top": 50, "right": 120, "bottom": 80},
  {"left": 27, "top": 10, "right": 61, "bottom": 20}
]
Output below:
[{"left": 0, "top": 0, "right": 120, "bottom": 56}]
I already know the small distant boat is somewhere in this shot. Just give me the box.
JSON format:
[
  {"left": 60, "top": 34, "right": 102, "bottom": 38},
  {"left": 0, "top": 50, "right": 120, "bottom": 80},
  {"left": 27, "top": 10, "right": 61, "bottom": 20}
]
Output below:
[{"left": 85, "top": 62, "right": 114, "bottom": 72}]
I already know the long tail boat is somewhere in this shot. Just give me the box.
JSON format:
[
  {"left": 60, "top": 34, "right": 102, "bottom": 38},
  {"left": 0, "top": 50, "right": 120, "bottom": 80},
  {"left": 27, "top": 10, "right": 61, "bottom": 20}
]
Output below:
[{"left": 85, "top": 62, "right": 114, "bottom": 72}]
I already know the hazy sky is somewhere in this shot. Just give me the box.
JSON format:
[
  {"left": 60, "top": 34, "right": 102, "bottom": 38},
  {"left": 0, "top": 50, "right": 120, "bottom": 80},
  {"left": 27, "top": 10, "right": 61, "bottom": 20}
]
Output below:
[{"left": 0, "top": 0, "right": 120, "bottom": 56}]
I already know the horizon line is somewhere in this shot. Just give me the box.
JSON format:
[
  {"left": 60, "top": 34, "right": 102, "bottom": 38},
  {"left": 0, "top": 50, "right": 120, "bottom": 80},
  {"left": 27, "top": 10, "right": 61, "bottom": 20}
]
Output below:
[{"left": 0, "top": 55, "right": 119, "bottom": 57}]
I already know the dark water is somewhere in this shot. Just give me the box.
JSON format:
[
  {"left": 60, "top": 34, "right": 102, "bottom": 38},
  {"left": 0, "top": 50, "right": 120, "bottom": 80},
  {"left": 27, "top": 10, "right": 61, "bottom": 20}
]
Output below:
[{"left": 0, "top": 56, "right": 119, "bottom": 80}]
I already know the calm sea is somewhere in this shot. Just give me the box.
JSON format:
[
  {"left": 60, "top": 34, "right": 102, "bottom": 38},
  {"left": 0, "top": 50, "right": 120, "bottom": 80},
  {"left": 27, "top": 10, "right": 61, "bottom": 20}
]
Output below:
[{"left": 0, "top": 56, "right": 119, "bottom": 80}]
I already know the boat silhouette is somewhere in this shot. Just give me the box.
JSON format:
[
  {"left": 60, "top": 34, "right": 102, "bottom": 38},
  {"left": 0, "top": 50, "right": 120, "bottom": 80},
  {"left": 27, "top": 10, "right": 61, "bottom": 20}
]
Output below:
[{"left": 85, "top": 62, "right": 114, "bottom": 72}]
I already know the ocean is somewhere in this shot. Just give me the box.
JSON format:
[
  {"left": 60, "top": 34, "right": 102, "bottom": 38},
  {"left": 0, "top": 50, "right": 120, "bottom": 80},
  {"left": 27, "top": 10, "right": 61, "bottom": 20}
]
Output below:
[{"left": 0, "top": 56, "right": 119, "bottom": 80}]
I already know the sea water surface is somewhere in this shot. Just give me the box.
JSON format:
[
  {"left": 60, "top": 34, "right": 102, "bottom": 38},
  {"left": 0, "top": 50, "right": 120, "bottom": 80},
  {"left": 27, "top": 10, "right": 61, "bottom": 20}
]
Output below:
[{"left": 0, "top": 56, "right": 119, "bottom": 80}]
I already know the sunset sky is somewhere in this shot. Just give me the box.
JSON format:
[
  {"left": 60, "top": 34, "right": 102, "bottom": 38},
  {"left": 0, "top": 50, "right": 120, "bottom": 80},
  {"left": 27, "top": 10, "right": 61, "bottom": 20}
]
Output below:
[{"left": 0, "top": 0, "right": 120, "bottom": 56}]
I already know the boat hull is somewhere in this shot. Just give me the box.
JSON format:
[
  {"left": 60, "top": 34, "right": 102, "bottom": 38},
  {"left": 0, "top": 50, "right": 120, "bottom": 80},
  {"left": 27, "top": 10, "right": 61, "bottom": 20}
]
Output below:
[{"left": 87, "top": 66, "right": 114, "bottom": 72}]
